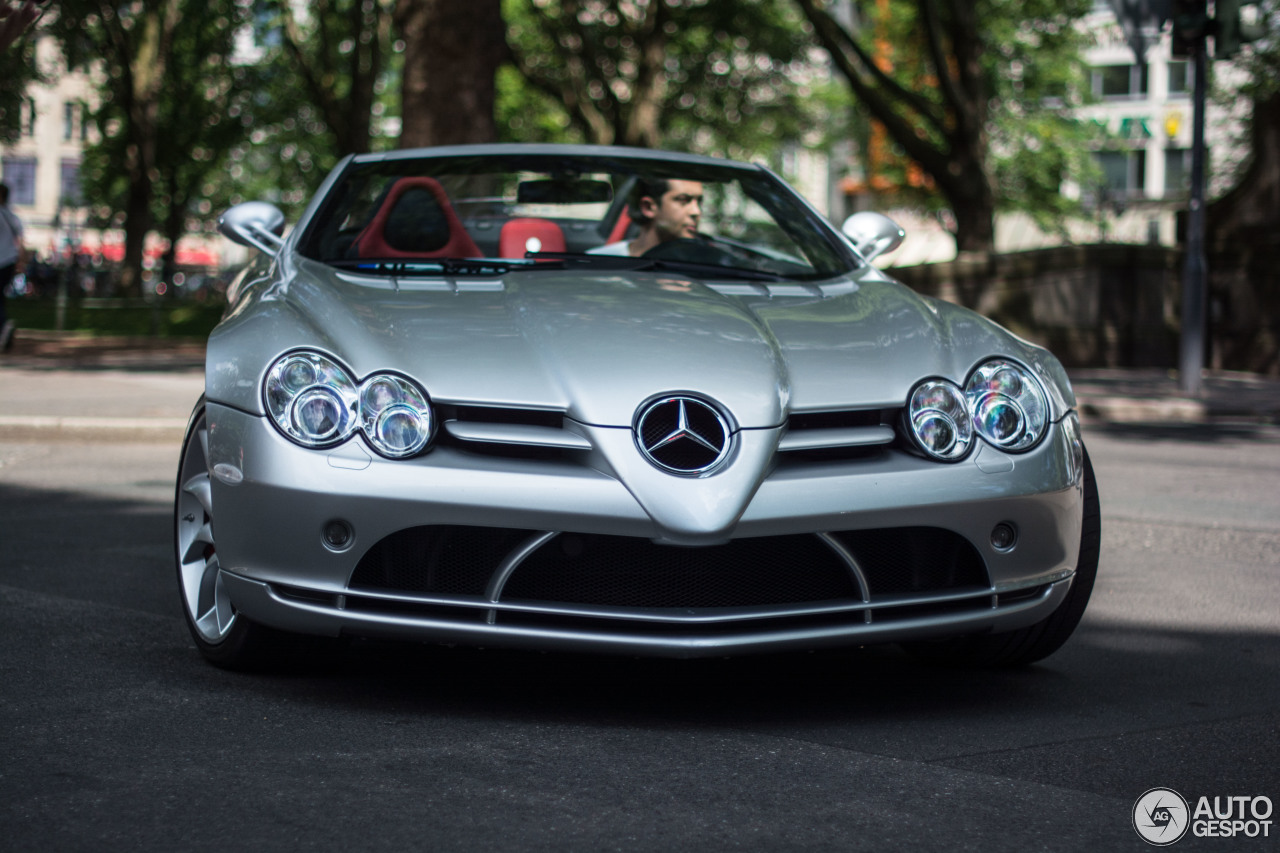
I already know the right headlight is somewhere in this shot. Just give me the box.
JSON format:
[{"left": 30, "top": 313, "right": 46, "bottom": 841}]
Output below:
[{"left": 263, "top": 351, "right": 434, "bottom": 458}]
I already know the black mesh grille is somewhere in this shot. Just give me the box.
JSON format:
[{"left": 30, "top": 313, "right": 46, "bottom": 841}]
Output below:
[
  {"left": 502, "top": 533, "right": 856, "bottom": 608},
  {"left": 829, "top": 527, "right": 987, "bottom": 594},
  {"left": 348, "top": 526, "right": 536, "bottom": 595},
  {"left": 346, "top": 525, "right": 988, "bottom": 608}
]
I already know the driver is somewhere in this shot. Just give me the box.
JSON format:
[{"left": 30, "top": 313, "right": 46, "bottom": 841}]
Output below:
[{"left": 590, "top": 177, "right": 703, "bottom": 256}]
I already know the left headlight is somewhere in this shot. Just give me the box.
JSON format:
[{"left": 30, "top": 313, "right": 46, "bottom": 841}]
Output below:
[
  {"left": 964, "top": 359, "right": 1049, "bottom": 452},
  {"left": 264, "top": 352, "right": 433, "bottom": 458}
]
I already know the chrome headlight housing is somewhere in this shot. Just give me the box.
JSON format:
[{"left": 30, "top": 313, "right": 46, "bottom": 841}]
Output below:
[
  {"left": 965, "top": 359, "right": 1049, "bottom": 452},
  {"left": 906, "top": 379, "right": 973, "bottom": 461},
  {"left": 905, "top": 359, "right": 1052, "bottom": 462},
  {"left": 358, "top": 373, "right": 433, "bottom": 458},
  {"left": 264, "top": 352, "right": 433, "bottom": 458}
]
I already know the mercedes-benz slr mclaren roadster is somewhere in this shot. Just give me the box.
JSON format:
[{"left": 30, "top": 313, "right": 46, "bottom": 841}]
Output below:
[{"left": 176, "top": 144, "right": 1099, "bottom": 669}]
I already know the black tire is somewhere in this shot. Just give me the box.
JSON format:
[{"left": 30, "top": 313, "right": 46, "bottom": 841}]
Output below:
[
  {"left": 174, "top": 398, "right": 289, "bottom": 669},
  {"left": 902, "top": 447, "right": 1101, "bottom": 668}
]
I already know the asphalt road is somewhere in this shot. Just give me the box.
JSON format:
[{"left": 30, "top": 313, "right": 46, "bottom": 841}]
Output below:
[{"left": 1, "top": 423, "right": 1278, "bottom": 852}]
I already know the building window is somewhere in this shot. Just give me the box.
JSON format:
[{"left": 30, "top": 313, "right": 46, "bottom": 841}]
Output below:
[
  {"left": 1, "top": 157, "right": 37, "bottom": 205},
  {"left": 1096, "top": 149, "right": 1147, "bottom": 199},
  {"left": 1167, "top": 147, "right": 1192, "bottom": 193},
  {"left": 23, "top": 97, "right": 37, "bottom": 137},
  {"left": 63, "top": 102, "right": 76, "bottom": 141},
  {"left": 80, "top": 103, "right": 90, "bottom": 142},
  {"left": 1167, "top": 61, "right": 1192, "bottom": 96},
  {"left": 60, "top": 159, "right": 82, "bottom": 206},
  {"left": 1091, "top": 64, "right": 1149, "bottom": 99}
]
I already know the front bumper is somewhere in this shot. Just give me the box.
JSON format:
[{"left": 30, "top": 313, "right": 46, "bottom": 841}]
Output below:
[{"left": 204, "top": 402, "right": 1085, "bottom": 656}]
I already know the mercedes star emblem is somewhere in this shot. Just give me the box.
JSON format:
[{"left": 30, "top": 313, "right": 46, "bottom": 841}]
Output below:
[{"left": 634, "top": 396, "right": 732, "bottom": 475}]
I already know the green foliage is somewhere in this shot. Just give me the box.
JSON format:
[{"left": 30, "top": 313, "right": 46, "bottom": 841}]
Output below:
[
  {"left": 504, "top": 0, "right": 814, "bottom": 159},
  {"left": 207, "top": 0, "right": 398, "bottom": 218},
  {"left": 800, "top": 0, "right": 1104, "bottom": 247},
  {"left": 982, "top": 0, "right": 1107, "bottom": 221},
  {"left": 1220, "top": 0, "right": 1279, "bottom": 99},
  {"left": 7, "top": 297, "right": 226, "bottom": 338},
  {"left": 69, "top": 0, "right": 253, "bottom": 238},
  {"left": 0, "top": 33, "right": 42, "bottom": 144}
]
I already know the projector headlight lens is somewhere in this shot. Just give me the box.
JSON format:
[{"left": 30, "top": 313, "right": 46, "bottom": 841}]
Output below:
[
  {"left": 360, "top": 374, "right": 432, "bottom": 458},
  {"left": 966, "top": 360, "right": 1048, "bottom": 452},
  {"left": 265, "top": 352, "right": 358, "bottom": 447},
  {"left": 907, "top": 379, "right": 972, "bottom": 461}
]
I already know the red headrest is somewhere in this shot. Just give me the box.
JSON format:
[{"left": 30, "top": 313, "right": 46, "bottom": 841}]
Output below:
[
  {"left": 355, "top": 177, "right": 482, "bottom": 259},
  {"left": 499, "top": 218, "right": 567, "bottom": 259}
]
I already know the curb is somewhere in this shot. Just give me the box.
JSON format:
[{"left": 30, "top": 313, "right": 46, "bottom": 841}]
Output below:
[
  {"left": 0, "top": 415, "right": 188, "bottom": 443},
  {"left": 1076, "top": 396, "right": 1208, "bottom": 424}
]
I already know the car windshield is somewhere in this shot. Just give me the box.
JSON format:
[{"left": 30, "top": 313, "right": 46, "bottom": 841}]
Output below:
[{"left": 296, "top": 151, "right": 860, "bottom": 281}]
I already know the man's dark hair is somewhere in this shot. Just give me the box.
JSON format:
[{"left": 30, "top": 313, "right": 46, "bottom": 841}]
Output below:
[
  {"left": 0, "top": 183, "right": 9, "bottom": 205},
  {"left": 627, "top": 177, "right": 670, "bottom": 224}
]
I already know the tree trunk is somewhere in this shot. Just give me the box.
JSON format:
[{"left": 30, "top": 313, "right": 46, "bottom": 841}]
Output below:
[
  {"left": 396, "top": 0, "right": 505, "bottom": 148},
  {"left": 116, "top": 0, "right": 180, "bottom": 296},
  {"left": 119, "top": 153, "right": 153, "bottom": 297},
  {"left": 1207, "top": 90, "right": 1280, "bottom": 252}
]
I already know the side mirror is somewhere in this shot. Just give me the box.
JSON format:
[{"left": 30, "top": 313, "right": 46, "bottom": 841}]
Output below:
[
  {"left": 218, "top": 201, "right": 286, "bottom": 255},
  {"left": 841, "top": 211, "right": 905, "bottom": 262}
]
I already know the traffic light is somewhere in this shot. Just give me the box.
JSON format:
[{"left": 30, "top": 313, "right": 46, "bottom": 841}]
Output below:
[
  {"left": 1214, "top": 0, "right": 1266, "bottom": 58},
  {"left": 1171, "top": 0, "right": 1209, "bottom": 58}
]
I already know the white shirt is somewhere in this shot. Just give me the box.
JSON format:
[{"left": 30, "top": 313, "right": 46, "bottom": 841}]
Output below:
[
  {"left": 587, "top": 240, "right": 632, "bottom": 256},
  {"left": 0, "top": 206, "right": 22, "bottom": 267}
]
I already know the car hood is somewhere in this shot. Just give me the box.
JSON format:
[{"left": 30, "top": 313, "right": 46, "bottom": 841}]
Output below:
[{"left": 208, "top": 257, "right": 1072, "bottom": 427}]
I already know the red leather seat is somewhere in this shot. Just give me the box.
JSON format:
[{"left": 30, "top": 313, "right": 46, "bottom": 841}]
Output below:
[
  {"left": 499, "top": 218, "right": 567, "bottom": 259},
  {"left": 607, "top": 208, "right": 632, "bottom": 243},
  {"left": 354, "top": 177, "right": 482, "bottom": 259}
]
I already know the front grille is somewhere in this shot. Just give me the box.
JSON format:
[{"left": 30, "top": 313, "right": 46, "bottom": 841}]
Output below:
[
  {"left": 348, "top": 525, "right": 989, "bottom": 611},
  {"left": 786, "top": 409, "right": 895, "bottom": 431},
  {"left": 349, "top": 526, "right": 536, "bottom": 595},
  {"left": 829, "top": 527, "right": 987, "bottom": 594},
  {"left": 501, "top": 533, "right": 855, "bottom": 608}
]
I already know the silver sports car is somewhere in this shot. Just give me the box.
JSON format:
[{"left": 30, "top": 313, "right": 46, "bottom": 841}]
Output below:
[{"left": 177, "top": 144, "right": 1099, "bottom": 669}]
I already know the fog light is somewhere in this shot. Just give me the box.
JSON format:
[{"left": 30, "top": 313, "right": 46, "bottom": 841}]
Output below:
[
  {"left": 990, "top": 522, "right": 1018, "bottom": 551},
  {"left": 322, "top": 520, "right": 354, "bottom": 552}
]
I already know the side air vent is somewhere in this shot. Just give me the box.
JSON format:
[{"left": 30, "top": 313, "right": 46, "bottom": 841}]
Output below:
[{"left": 778, "top": 408, "right": 899, "bottom": 459}]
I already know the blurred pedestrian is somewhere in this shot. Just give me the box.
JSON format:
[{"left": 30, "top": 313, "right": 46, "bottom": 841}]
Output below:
[
  {"left": 0, "top": 0, "right": 42, "bottom": 52},
  {"left": 1, "top": 181, "right": 25, "bottom": 351}
]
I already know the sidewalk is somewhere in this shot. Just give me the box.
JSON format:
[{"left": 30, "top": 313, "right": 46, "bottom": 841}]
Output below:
[
  {"left": 2, "top": 331, "right": 1279, "bottom": 442},
  {"left": 0, "top": 331, "right": 204, "bottom": 442}
]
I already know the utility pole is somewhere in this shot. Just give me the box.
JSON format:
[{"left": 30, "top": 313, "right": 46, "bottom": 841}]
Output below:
[
  {"left": 1168, "top": 0, "right": 1266, "bottom": 393},
  {"left": 1179, "top": 31, "right": 1209, "bottom": 395}
]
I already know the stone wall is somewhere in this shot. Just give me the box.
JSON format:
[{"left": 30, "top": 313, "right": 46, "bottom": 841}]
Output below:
[{"left": 888, "top": 245, "right": 1280, "bottom": 376}]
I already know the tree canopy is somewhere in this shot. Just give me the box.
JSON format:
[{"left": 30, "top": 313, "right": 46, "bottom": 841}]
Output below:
[
  {"left": 31, "top": 0, "right": 1131, "bottom": 283},
  {"left": 797, "top": 0, "right": 1104, "bottom": 251},
  {"left": 506, "top": 0, "right": 814, "bottom": 158}
]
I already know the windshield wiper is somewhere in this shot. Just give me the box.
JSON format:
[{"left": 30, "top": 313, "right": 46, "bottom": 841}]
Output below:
[
  {"left": 527, "top": 252, "right": 788, "bottom": 282},
  {"left": 327, "top": 257, "right": 565, "bottom": 276}
]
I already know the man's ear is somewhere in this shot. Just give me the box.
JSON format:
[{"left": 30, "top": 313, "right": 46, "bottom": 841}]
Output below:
[{"left": 637, "top": 196, "right": 658, "bottom": 219}]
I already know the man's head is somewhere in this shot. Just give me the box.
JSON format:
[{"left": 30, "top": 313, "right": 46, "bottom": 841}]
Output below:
[
  {"left": 0, "top": 183, "right": 8, "bottom": 206},
  {"left": 629, "top": 177, "right": 703, "bottom": 245}
]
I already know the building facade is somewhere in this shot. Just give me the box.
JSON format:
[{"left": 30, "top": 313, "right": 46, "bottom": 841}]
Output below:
[{"left": 0, "top": 31, "right": 100, "bottom": 267}]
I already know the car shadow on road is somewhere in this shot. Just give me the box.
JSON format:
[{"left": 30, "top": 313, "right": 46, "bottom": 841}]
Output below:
[{"left": 4, "top": 476, "right": 1278, "bottom": 796}]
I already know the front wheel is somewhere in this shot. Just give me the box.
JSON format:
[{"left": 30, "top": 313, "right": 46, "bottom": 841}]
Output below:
[
  {"left": 902, "top": 447, "right": 1101, "bottom": 668},
  {"left": 174, "top": 399, "right": 287, "bottom": 668}
]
